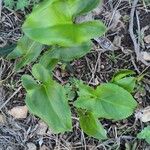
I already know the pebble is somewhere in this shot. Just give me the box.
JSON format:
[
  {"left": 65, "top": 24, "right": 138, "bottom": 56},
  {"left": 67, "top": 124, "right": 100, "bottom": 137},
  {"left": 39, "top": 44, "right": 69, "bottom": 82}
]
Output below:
[
  {"left": 144, "top": 35, "right": 150, "bottom": 43},
  {"left": 8, "top": 105, "right": 28, "bottom": 119}
]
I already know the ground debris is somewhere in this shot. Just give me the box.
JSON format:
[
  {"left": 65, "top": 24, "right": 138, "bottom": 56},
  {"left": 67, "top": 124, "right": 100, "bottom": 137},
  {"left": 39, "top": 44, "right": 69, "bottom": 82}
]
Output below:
[
  {"left": 36, "top": 120, "right": 48, "bottom": 135},
  {"left": 144, "top": 35, "right": 150, "bottom": 44},
  {"left": 27, "top": 143, "right": 37, "bottom": 150},
  {"left": 135, "top": 106, "right": 150, "bottom": 122},
  {"left": 141, "top": 52, "right": 150, "bottom": 61},
  {"left": 0, "top": 113, "right": 5, "bottom": 123},
  {"left": 8, "top": 105, "right": 28, "bottom": 119}
]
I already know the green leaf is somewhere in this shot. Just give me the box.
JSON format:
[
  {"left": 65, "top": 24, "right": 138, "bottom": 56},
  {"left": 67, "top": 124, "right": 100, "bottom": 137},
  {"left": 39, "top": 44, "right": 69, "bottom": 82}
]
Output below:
[
  {"left": 137, "top": 126, "right": 150, "bottom": 144},
  {"left": 4, "top": 0, "right": 14, "bottom": 9},
  {"left": 40, "top": 41, "right": 92, "bottom": 70},
  {"left": 22, "top": 64, "right": 72, "bottom": 133},
  {"left": 113, "top": 77, "right": 136, "bottom": 93},
  {"left": 23, "top": 21, "right": 106, "bottom": 47},
  {"left": 69, "top": 0, "right": 101, "bottom": 17},
  {"left": 78, "top": 111, "right": 107, "bottom": 140},
  {"left": 7, "top": 36, "right": 43, "bottom": 71},
  {"left": 32, "top": 64, "right": 51, "bottom": 84},
  {"left": 23, "top": 0, "right": 106, "bottom": 46},
  {"left": 111, "top": 70, "right": 136, "bottom": 93},
  {"left": 16, "top": 0, "right": 29, "bottom": 10},
  {"left": 111, "top": 70, "right": 136, "bottom": 82},
  {"left": 74, "top": 82, "right": 137, "bottom": 120}
]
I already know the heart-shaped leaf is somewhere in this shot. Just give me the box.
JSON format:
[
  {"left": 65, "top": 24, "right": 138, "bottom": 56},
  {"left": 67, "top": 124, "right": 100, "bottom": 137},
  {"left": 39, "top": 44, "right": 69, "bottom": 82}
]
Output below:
[
  {"left": 22, "top": 64, "right": 72, "bottom": 133},
  {"left": 23, "top": 0, "right": 106, "bottom": 46},
  {"left": 111, "top": 70, "right": 136, "bottom": 93},
  {"left": 74, "top": 82, "right": 137, "bottom": 120}
]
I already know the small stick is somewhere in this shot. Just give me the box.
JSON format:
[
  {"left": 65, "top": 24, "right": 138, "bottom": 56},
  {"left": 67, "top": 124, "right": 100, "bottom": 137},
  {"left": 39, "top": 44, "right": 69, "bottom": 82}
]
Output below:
[{"left": 0, "top": 87, "right": 22, "bottom": 110}]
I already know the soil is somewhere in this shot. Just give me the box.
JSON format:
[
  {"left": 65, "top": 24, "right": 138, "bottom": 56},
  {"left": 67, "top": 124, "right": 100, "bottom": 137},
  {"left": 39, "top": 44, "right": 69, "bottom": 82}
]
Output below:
[{"left": 0, "top": 1, "right": 150, "bottom": 150}]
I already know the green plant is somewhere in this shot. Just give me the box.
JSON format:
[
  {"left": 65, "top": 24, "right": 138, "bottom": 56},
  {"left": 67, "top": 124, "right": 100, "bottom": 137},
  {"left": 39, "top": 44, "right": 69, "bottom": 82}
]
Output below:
[
  {"left": 4, "top": 0, "right": 40, "bottom": 10},
  {"left": 137, "top": 126, "right": 150, "bottom": 144},
  {"left": 7, "top": 0, "right": 138, "bottom": 140}
]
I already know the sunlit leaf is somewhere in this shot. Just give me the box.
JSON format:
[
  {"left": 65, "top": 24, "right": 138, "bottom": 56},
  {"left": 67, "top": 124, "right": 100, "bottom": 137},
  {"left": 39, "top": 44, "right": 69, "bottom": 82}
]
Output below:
[
  {"left": 23, "top": 0, "right": 106, "bottom": 46},
  {"left": 74, "top": 82, "right": 137, "bottom": 120}
]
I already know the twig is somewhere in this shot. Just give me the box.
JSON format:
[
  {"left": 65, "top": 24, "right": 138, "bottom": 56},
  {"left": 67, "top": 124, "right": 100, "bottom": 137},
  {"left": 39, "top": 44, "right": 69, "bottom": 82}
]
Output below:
[
  {"left": 0, "top": 87, "right": 22, "bottom": 110},
  {"left": 129, "top": 0, "right": 150, "bottom": 66},
  {"left": 129, "top": 0, "right": 139, "bottom": 60}
]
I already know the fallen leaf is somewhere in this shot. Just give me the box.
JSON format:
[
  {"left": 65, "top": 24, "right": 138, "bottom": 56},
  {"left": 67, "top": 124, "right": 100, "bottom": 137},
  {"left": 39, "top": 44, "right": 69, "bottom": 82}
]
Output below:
[
  {"left": 135, "top": 106, "right": 150, "bottom": 122},
  {"left": 8, "top": 105, "right": 28, "bottom": 119},
  {"left": 144, "top": 35, "right": 150, "bottom": 44},
  {"left": 27, "top": 143, "right": 37, "bottom": 150},
  {"left": 141, "top": 52, "right": 150, "bottom": 61}
]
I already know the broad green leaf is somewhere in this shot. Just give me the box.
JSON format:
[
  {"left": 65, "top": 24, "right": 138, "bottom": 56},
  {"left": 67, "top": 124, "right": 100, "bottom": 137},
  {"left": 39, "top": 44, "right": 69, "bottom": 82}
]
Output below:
[
  {"left": 68, "top": 0, "right": 101, "bottom": 17},
  {"left": 111, "top": 70, "right": 135, "bottom": 82},
  {"left": 78, "top": 111, "right": 107, "bottom": 140},
  {"left": 74, "top": 83, "right": 137, "bottom": 120},
  {"left": 111, "top": 70, "right": 136, "bottom": 93},
  {"left": 113, "top": 77, "right": 136, "bottom": 93},
  {"left": 40, "top": 41, "right": 92, "bottom": 70},
  {"left": 22, "top": 64, "right": 72, "bottom": 133},
  {"left": 137, "top": 126, "right": 150, "bottom": 144},
  {"left": 23, "top": 21, "right": 106, "bottom": 47},
  {"left": 23, "top": 0, "right": 106, "bottom": 46},
  {"left": 7, "top": 36, "right": 43, "bottom": 71}
]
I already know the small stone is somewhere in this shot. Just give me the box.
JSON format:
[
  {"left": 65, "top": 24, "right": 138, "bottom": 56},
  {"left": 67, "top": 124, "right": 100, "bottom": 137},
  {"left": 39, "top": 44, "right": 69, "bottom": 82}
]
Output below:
[
  {"left": 141, "top": 52, "right": 150, "bottom": 61},
  {"left": 27, "top": 143, "right": 37, "bottom": 150},
  {"left": 8, "top": 105, "right": 28, "bottom": 119},
  {"left": 36, "top": 120, "right": 48, "bottom": 135},
  {"left": 135, "top": 106, "right": 150, "bottom": 122},
  {"left": 144, "top": 35, "right": 150, "bottom": 43}
]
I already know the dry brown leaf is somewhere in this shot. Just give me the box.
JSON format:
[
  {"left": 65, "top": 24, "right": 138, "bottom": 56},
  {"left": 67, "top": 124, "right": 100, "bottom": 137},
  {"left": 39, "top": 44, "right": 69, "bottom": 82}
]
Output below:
[
  {"left": 135, "top": 106, "right": 150, "bottom": 122},
  {"left": 8, "top": 105, "right": 28, "bottom": 119}
]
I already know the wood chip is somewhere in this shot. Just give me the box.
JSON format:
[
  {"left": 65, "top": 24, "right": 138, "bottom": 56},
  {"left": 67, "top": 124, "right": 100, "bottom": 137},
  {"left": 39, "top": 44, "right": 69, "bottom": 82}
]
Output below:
[
  {"left": 135, "top": 106, "right": 150, "bottom": 122},
  {"left": 144, "top": 35, "right": 150, "bottom": 44},
  {"left": 8, "top": 105, "right": 28, "bottom": 119}
]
